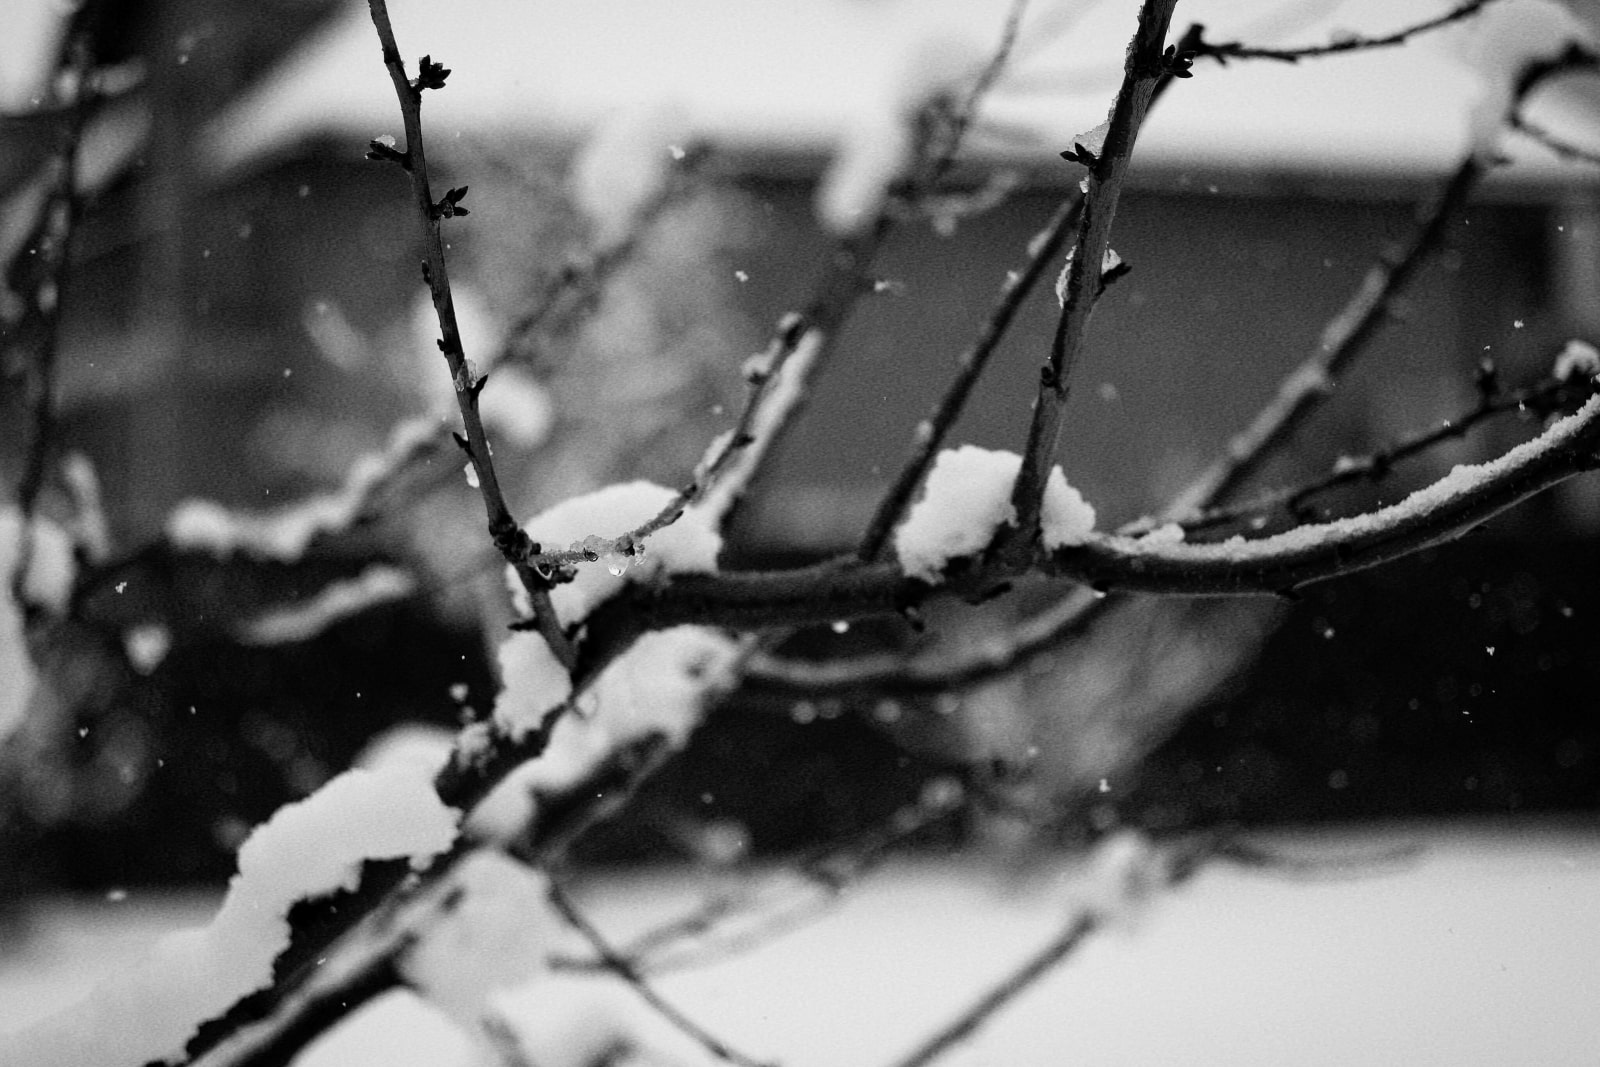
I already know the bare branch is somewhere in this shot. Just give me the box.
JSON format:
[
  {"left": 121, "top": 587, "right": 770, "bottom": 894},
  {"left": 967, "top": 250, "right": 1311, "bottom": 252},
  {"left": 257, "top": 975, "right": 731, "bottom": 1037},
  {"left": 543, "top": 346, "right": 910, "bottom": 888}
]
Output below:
[
  {"left": 860, "top": 194, "right": 1083, "bottom": 561},
  {"left": 1510, "top": 113, "right": 1600, "bottom": 168},
  {"left": 1005, "top": 0, "right": 1179, "bottom": 548},
  {"left": 1161, "top": 157, "right": 1485, "bottom": 522},
  {"left": 501, "top": 143, "right": 712, "bottom": 356},
  {"left": 1175, "top": 363, "right": 1594, "bottom": 536},
  {"left": 547, "top": 882, "right": 777, "bottom": 1067},
  {"left": 1193, "top": 0, "right": 1498, "bottom": 64},
  {"left": 363, "top": 0, "right": 573, "bottom": 668}
]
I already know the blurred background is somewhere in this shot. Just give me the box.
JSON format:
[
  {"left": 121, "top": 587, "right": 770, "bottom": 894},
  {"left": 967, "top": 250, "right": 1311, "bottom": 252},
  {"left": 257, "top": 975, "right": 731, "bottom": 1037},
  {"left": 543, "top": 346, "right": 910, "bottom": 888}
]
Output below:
[{"left": 2, "top": 0, "right": 1600, "bottom": 898}]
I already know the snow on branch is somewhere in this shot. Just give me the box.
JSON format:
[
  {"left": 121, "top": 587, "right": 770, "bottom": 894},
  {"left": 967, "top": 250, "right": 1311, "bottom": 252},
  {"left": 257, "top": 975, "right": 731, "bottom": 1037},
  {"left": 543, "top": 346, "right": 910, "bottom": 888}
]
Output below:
[
  {"left": 1058, "top": 392, "right": 1600, "bottom": 596},
  {"left": 1, "top": 765, "right": 458, "bottom": 1067},
  {"left": 584, "top": 388, "right": 1600, "bottom": 641},
  {"left": 363, "top": 0, "right": 572, "bottom": 668},
  {"left": 166, "top": 416, "right": 444, "bottom": 562}
]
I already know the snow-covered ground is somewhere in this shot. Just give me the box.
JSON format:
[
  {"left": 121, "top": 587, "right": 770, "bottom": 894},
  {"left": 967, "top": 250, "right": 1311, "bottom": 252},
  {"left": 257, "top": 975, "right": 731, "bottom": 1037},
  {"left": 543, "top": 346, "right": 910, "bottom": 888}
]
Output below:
[{"left": 4, "top": 820, "right": 1598, "bottom": 1066}]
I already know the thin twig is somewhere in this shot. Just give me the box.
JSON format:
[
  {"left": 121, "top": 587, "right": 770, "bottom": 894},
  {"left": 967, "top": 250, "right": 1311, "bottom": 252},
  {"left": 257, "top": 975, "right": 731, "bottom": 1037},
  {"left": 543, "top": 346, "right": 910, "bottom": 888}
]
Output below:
[
  {"left": 884, "top": 910, "right": 1098, "bottom": 1067},
  {"left": 861, "top": 24, "right": 1206, "bottom": 562},
  {"left": 859, "top": 194, "right": 1083, "bottom": 561},
  {"left": 556, "top": 791, "right": 961, "bottom": 976},
  {"left": 1193, "top": 0, "right": 1498, "bottom": 64},
  {"left": 502, "top": 142, "right": 712, "bottom": 356},
  {"left": 1005, "top": 0, "right": 1179, "bottom": 548},
  {"left": 1510, "top": 113, "right": 1600, "bottom": 168},
  {"left": 364, "top": 0, "right": 574, "bottom": 668},
  {"left": 1163, "top": 48, "right": 1599, "bottom": 522},
  {"left": 1160, "top": 156, "right": 1486, "bottom": 522},
  {"left": 1174, "top": 368, "right": 1593, "bottom": 536},
  {"left": 547, "top": 882, "right": 777, "bottom": 1067}
]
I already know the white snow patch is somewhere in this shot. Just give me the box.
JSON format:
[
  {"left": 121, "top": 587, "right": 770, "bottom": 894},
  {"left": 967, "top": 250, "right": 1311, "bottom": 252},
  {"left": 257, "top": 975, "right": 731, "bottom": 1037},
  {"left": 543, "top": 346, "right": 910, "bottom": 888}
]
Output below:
[
  {"left": 399, "top": 852, "right": 558, "bottom": 1025},
  {"left": 0, "top": 764, "right": 459, "bottom": 1067},
  {"left": 512, "top": 482, "right": 721, "bottom": 625},
  {"left": 1041, "top": 466, "right": 1097, "bottom": 549},
  {"left": 1554, "top": 339, "right": 1600, "bottom": 382},
  {"left": 492, "top": 631, "right": 575, "bottom": 743},
  {"left": 489, "top": 625, "right": 736, "bottom": 808},
  {"left": 896, "top": 446, "right": 1020, "bottom": 582},
  {"left": 896, "top": 446, "right": 1096, "bottom": 581}
]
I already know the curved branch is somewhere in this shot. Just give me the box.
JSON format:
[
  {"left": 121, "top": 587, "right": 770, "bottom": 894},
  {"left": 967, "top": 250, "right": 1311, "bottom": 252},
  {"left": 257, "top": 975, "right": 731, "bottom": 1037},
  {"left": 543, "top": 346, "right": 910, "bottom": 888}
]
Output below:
[{"left": 1193, "top": 0, "right": 1498, "bottom": 64}]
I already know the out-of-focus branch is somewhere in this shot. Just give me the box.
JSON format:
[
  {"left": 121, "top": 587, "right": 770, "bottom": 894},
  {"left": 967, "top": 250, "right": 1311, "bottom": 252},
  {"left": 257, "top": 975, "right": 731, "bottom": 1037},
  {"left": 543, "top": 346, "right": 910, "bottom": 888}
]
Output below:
[
  {"left": 554, "top": 783, "right": 963, "bottom": 976},
  {"left": 1006, "top": 0, "right": 1179, "bottom": 547},
  {"left": 1160, "top": 156, "right": 1485, "bottom": 522},
  {"left": 859, "top": 194, "right": 1083, "bottom": 561},
  {"left": 580, "top": 386, "right": 1600, "bottom": 644},
  {"left": 1191, "top": 0, "right": 1498, "bottom": 64},
  {"left": 501, "top": 142, "right": 712, "bottom": 356},
  {"left": 363, "top": 0, "right": 573, "bottom": 668},
  {"left": 547, "top": 883, "right": 776, "bottom": 1067},
  {"left": 5, "top": 33, "right": 94, "bottom": 606},
  {"left": 1510, "top": 113, "right": 1600, "bottom": 168},
  {"left": 862, "top": 24, "right": 1206, "bottom": 562},
  {"left": 1175, "top": 361, "right": 1596, "bottom": 535},
  {"left": 1163, "top": 47, "right": 1600, "bottom": 523}
]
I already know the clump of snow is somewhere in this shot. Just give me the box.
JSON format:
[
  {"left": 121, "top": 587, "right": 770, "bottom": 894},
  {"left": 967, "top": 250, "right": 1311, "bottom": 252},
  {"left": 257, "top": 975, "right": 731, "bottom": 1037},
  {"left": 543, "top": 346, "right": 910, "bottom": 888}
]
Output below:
[
  {"left": 1442, "top": 0, "right": 1596, "bottom": 159},
  {"left": 512, "top": 482, "right": 721, "bottom": 625},
  {"left": 488, "top": 625, "right": 737, "bottom": 815},
  {"left": 0, "top": 764, "right": 459, "bottom": 1067},
  {"left": 399, "top": 851, "right": 558, "bottom": 1025},
  {"left": 492, "top": 631, "right": 575, "bottom": 744},
  {"left": 1041, "top": 466, "right": 1097, "bottom": 549},
  {"left": 569, "top": 100, "right": 694, "bottom": 246},
  {"left": 895, "top": 446, "right": 1095, "bottom": 581},
  {"left": 1554, "top": 339, "right": 1600, "bottom": 382},
  {"left": 896, "top": 446, "right": 1020, "bottom": 582}
]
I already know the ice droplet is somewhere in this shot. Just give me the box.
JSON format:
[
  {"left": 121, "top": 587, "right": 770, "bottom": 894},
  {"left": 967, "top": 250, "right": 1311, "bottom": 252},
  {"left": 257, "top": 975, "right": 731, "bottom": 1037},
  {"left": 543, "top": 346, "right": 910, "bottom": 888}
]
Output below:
[{"left": 464, "top": 462, "right": 479, "bottom": 488}]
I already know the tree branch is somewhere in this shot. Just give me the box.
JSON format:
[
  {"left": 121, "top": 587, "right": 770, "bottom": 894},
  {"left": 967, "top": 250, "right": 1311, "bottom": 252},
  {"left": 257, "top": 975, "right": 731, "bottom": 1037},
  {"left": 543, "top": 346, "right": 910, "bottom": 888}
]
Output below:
[
  {"left": 5, "top": 32, "right": 94, "bottom": 607},
  {"left": 1006, "top": 0, "right": 1179, "bottom": 547},
  {"left": 546, "top": 882, "right": 776, "bottom": 1067},
  {"left": 363, "top": 0, "right": 573, "bottom": 668},
  {"left": 1191, "top": 0, "right": 1498, "bottom": 64}
]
